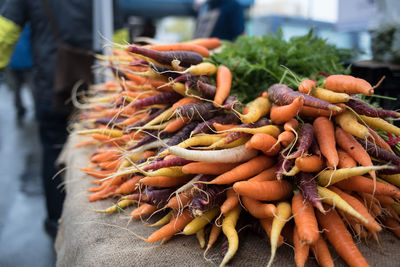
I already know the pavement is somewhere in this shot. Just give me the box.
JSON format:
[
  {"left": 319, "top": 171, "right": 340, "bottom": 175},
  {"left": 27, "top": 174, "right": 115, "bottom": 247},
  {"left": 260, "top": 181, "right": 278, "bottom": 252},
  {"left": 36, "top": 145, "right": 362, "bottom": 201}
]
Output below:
[{"left": 0, "top": 83, "right": 56, "bottom": 267}]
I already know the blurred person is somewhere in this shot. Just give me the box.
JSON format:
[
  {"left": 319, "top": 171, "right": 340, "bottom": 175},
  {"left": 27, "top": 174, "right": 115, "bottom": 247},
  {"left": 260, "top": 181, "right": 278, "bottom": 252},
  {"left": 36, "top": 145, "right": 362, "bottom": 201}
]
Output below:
[
  {"left": 5, "top": 24, "right": 33, "bottom": 123},
  {"left": 193, "top": 0, "right": 245, "bottom": 41},
  {"left": 0, "top": 0, "right": 123, "bottom": 238}
]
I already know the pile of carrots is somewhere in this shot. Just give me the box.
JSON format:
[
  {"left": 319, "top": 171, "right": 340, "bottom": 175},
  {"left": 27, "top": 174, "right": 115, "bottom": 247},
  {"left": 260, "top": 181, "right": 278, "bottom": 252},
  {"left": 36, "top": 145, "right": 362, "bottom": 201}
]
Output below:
[{"left": 72, "top": 37, "right": 400, "bottom": 267}]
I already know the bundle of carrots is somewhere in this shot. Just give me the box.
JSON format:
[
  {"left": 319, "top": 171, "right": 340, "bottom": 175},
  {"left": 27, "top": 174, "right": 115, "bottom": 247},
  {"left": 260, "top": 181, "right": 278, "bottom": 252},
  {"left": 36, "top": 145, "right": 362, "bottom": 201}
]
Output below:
[{"left": 72, "top": 36, "right": 400, "bottom": 267}]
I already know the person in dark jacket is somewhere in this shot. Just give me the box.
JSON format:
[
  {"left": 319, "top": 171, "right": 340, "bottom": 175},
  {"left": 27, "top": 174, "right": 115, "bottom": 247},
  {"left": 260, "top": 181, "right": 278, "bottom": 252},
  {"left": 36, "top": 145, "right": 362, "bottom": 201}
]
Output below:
[{"left": 0, "top": 0, "right": 122, "bottom": 237}]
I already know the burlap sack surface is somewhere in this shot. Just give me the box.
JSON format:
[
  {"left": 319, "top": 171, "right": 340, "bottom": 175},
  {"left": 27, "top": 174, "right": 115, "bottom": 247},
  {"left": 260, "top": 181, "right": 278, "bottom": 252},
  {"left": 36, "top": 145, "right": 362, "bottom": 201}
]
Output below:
[{"left": 55, "top": 134, "right": 400, "bottom": 267}]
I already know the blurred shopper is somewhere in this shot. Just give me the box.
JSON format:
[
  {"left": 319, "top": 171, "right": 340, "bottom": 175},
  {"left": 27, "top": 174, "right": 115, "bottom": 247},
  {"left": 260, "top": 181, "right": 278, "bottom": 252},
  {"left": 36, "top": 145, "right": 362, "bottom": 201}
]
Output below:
[
  {"left": 4, "top": 24, "right": 33, "bottom": 123},
  {"left": 0, "top": 0, "right": 122, "bottom": 238},
  {"left": 193, "top": 0, "right": 245, "bottom": 41}
]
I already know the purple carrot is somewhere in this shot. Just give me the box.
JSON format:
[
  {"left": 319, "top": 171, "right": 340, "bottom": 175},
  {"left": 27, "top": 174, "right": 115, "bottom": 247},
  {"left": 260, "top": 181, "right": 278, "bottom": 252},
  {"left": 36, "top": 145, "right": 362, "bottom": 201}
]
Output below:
[
  {"left": 127, "top": 46, "right": 203, "bottom": 67},
  {"left": 347, "top": 97, "right": 400, "bottom": 118},
  {"left": 127, "top": 131, "right": 171, "bottom": 150},
  {"left": 130, "top": 91, "right": 182, "bottom": 108},
  {"left": 197, "top": 80, "right": 216, "bottom": 99},
  {"left": 191, "top": 113, "right": 240, "bottom": 135},
  {"left": 356, "top": 137, "right": 400, "bottom": 164},
  {"left": 222, "top": 95, "right": 240, "bottom": 111},
  {"left": 189, "top": 183, "right": 226, "bottom": 216},
  {"left": 150, "top": 63, "right": 180, "bottom": 79},
  {"left": 157, "top": 122, "right": 198, "bottom": 155},
  {"left": 377, "top": 165, "right": 400, "bottom": 175},
  {"left": 126, "top": 187, "right": 176, "bottom": 207},
  {"left": 287, "top": 123, "right": 314, "bottom": 159},
  {"left": 276, "top": 151, "right": 294, "bottom": 180},
  {"left": 268, "top": 83, "right": 341, "bottom": 111},
  {"left": 142, "top": 157, "right": 193, "bottom": 171},
  {"left": 310, "top": 137, "right": 322, "bottom": 157},
  {"left": 175, "top": 102, "right": 219, "bottom": 121},
  {"left": 129, "top": 59, "right": 149, "bottom": 66},
  {"left": 294, "top": 172, "right": 324, "bottom": 213},
  {"left": 223, "top": 117, "right": 270, "bottom": 145}
]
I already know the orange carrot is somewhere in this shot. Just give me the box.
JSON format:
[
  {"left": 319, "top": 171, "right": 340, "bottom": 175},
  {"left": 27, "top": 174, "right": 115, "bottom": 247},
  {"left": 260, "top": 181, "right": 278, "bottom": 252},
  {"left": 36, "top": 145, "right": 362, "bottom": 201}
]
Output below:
[
  {"left": 329, "top": 186, "right": 382, "bottom": 233},
  {"left": 171, "top": 97, "right": 201, "bottom": 111},
  {"left": 146, "top": 209, "right": 193, "bottom": 242},
  {"left": 241, "top": 196, "right": 276, "bottom": 218},
  {"left": 292, "top": 192, "right": 320, "bottom": 245},
  {"left": 313, "top": 116, "right": 338, "bottom": 168},
  {"left": 140, "top": 175, "right": 191, "bottom": 187},
  {"left": 270, "top": 96, "right": 304, "bottom": 124},
  {"left": 316, "top": 206, "right": 370, "bottom": 267},
  {"left": 130, "top": 203, "right": 158, "bottom": 219},
  {"left": 91, "top": 133, "right": 113, "bottom": 142},
  {"left": 213, "top": 65, "right": 232, "bottom": 107},
  {"left": 293, "top": 226, "right": 310, "bottom": 267},
  {"left": 248, "top": 166, "right": 278, "bottom": 182},
  {"left": 210, "top": 155, "right": 275, "bottom": 184},
  {"left": 381, "top": 216, "right": 400, "bottom": 238},
  {"left": 162, "top": 117, "right": 190, "bottom": 133},
  {"left": 233, "top": 180, "right": 292, "bottom": 201},
  {"left": 259, "top": 218, "right": 284, "bottom": 247},
  {"left": 115, "top": 175, "right": 143, "bottom": 195},
  {"left": 311, "top": 236, "right": 334, "bottom": 267},
  {"left": 146, "top": 43, "right": 210, "bottom": 57},
  {"left": 245, "top": 133, "right": 280, "bottom": 156},
  {"left": 275, "top": 130, "right": 295, "bottom": 147},
  {"left": 325, "top": 74, "right": 375, "bottom": 96},
  {"left": 91, "top": 150, "right": 121, "bottom": 163},
  {"left": 80, "top": 168, "right": 114, "bottom": 179},
  {"left": 335, "top": 127, "right": 375, "bottom": 180},
  {"left": 205, "top": 223, "right": 222, "bottom": 252},
  {"left": 298, "top": 79, "right": 316, "bottom": 94},
  {"left": 284, "top": 118, "right": 299, "bottom": 132},
  {"left": 367, "top": 128, "right": 394, "bottom": 153},
  {"left": 213, "top": 123, "right": 240, "bottom": 131},
  {"left": 299, "top": 104, "right": 345, "bottom": 118},
  {"left": 220, "top": 188, "right": 239, "bottom": 214},
  {"left": 167, "top": 190, "right": 192, "bottom": 210},
  {"left": 375, "top": 195, "right": 395, "bottom": 206},
  {"left": 336, "top": 175, "right": 400, "bottom": 199},
  {"left": 74, "top": 139, "right": 98, "bottom": 148},
  {"left": 88, "top": 184, "right": 118, "bottom": 202},
  {"left": 295, "top": 155, "right": 325, "bottom": 173},
  {"left": 88, "top": 179, "right": 112, "bottom": 193},
  {"left": 182, "top": 162, "right": 238, "bottom": 175},
  {"left": 98, "top": 159, "right": 121, "bottom": 170},
  {"left": 337, "top": 149, "right": 357, "bottom": 168},
  {"left": 186, "top": 37, "right": 221, "bottom": 50}
]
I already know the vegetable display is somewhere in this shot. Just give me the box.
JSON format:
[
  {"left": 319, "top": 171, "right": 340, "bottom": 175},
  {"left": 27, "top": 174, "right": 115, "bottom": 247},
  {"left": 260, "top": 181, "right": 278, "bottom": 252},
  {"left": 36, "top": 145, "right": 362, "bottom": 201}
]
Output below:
[{"left": 72, "top": 34, "right": 400, "bottom": 266}]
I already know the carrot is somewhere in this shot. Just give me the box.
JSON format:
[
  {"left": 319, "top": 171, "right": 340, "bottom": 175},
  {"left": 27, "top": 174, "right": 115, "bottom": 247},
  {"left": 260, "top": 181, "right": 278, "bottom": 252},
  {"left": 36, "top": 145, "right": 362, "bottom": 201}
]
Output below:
[
  {"left": 140, "top": 175, "right": 191, "bottom": 187},
  {"left": 74, "top": 139, "right": 99, "bottom": 148},
  {"left": 293, "top": 226, "right": 310, "bottom": 267},
  {"left": 359, "top": 115, "right": 400, "bottom": 137},
  {"left": 259, "top": 217, "right": 284, "bottom": 247},
  {"left": 183, "top": 207, "right": 219, "bottom": 235},
  {"left": 146, "top": 43, "right": 210, "bottom": 57},
  {"left": 182, "top": 162, "right": 238, "bottom": 175},
  {"left": 162, "top": 117, "right": 190, "bottom": 133},
  {"left": 205, "top": 223, "right": 222, "bottom": 254},
  {"left": 284, "top": 118, "right": 299, "bottom": 132},
  {"left": 91, "top": 150, "right": 121, "bottom": 163},
  {"left": 220, "top": 204, "right": 241, "bottom": 267},
  {"left": 379, "top": 174, "right": 400, "bottom": 188},
  {"left": 240, "top": 96, "right": 271, "bottom": 123},
  {"left": 267, "top": 201, "right": 292, "bottom": 267},
  {"left": 316, "top": 206, "right": 370, "bottom": 267},
  {"left": 241, "top": 196, "right": 277, "bottom": 218},
  {"left": 275, "top": 130, "right": 295, "bottom": 147},
  {"left": 115, "top": 175, "right": 143, "bottom": 195},
  {"left": 318, "top": 165, "right": 390, "bottom": 187},
  {"left": 80, "top": 168, "right": 114, "bottom": 179},
  {"left": 317, "top": 186, "right": 368, "bottom": 224},
  {"left": 210, "top": 155, "right": 275, "bottom": 184},
  {"left": 246, "top": 133, "right": 280, "bottom": 156},
  {"left": 186, "top": 37, "right": 221, "bottom": 50},
  {"left": 329, "top": 186, "right": 382, "bottom": 233},
  {"left": 220, "top": 188, "right": 239, "bottom": 215},
  {"left": 313, "top": 116, "right": 338, "bottom": 168},
  {"left": 337, "top": 148, "right": 357, "bottom": 168},
  {"left": 381, "top": 216, "right": 400, "bottom": 238},
  {"left": 76, "top": 128, "right": 124, "bottom": 138},
  {"left": 213, "top": 123, "right": 240, "bottom": 131},
  {"left": 325, "top": 74, "right": 375, "bottom": 96},
  {"left": 298, "top": 79, "right": 316, "bottom": 94},
  {"left": 368, "top": 128, "right": 394, "bottom": 154},
  {"left": 93, "top": 199, "right": 135, "bottom": 214},
  {"left": 248, "top": 166, "right": 277, "bottom": 182},
  {"left": 311, "top": 236, "right": 334, "bottom": 267},
  {"left": 88, "top": 184, "right": 118, "bottom": 202},
  {"left": 335, "top": 110, "right": 370, "bottom": 139},
  {"left": 299, "top": 105, "right": 344, "bottom": 118},
  {"left": 213, "top": 65, "right": 232, "bottom": 107},
  {"left": 270, "top": 96, "right": 304, "bottom": 124},
  {"left": 335, "top": 127, "right": 375, "bottom": 180},
  {"left": 336, "top": 175, "right": 400, "bottom": 199},
  {"left": 98, "top": 159, "right": 121, "bottom": 170},
  {"left": 292, "top": 192, "right": 320, "bottom": 245},
  {"left": 146, "top": 209, "right": 193, "bottom": 242},
  {"left": 167, "top": 190, "right": 192, "bottom": 210},
  {"left": 295, "top": 155, "right": 325, "bottom": 173},
  {"left": 233, "top": 180, "right": 292, "bottom": 201}
]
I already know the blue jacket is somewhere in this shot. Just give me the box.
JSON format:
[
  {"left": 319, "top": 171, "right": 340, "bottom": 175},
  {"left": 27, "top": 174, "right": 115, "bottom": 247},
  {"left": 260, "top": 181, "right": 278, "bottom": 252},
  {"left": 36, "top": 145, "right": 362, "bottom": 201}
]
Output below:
[{"left": 8, "top": 24, "right": 33, "bottom": 70}]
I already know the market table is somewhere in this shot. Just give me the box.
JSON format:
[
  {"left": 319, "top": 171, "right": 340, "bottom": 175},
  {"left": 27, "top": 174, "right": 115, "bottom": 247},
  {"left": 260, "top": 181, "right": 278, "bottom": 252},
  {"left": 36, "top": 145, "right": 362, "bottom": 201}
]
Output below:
[{"left": 55, "top": 133, "right": 400, "bottom": 267}]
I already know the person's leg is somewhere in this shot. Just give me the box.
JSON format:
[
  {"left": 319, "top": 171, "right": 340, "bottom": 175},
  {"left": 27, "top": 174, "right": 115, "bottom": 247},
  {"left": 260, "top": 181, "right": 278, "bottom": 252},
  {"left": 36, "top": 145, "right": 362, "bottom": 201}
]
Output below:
[{"left": 5, "top": 68, "right": 26, "bottom": 118}]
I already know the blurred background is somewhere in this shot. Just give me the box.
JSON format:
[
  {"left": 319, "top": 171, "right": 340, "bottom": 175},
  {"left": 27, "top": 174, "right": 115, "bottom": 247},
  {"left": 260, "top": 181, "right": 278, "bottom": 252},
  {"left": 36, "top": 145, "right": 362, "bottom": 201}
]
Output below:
[{"left": 0, "top": 0, "right": 398, "bottom": 266}]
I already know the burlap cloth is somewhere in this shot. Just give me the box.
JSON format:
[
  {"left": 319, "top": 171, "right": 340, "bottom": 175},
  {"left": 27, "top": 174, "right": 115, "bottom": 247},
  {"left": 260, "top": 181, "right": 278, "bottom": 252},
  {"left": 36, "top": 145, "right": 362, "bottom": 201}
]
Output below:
[{"left": 55, "top": 133, "right": 400, "bottom": 267}]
